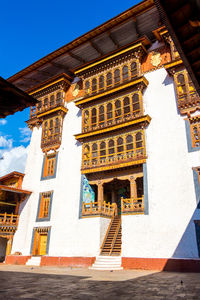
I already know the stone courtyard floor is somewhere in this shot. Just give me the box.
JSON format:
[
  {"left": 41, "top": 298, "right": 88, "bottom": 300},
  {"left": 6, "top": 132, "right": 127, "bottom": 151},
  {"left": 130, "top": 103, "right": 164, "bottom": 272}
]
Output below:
[{"left": 0, "top": 265, "right": 200, "bottom": 299}]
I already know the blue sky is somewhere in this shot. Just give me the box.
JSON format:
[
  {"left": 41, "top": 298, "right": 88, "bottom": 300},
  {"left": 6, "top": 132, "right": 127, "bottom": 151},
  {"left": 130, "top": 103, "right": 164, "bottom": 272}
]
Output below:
[{"left": 0, "top": 0, "right": 139, "bottom": 176}]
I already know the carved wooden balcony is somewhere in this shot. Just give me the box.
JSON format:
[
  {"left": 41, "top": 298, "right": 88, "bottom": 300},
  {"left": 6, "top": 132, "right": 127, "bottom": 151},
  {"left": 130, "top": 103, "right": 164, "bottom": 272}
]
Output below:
[
  {"left": 121, "top": 197, "right": 144, "bottom": 214},
  {"left": 82, "top": 201, "right": 117, "bottom": 217},
  {"left": 0, "top": 213, "right": 19, "bottom": 233},
  {"left": 30, "top": 98, "right": 65, "bottom": 119}
]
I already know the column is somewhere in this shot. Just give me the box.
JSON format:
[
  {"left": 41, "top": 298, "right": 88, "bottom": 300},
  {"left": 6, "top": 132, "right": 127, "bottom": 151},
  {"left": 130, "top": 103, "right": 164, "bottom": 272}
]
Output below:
[
  {"left": 6, "top": 237, "right": 13, "bottom": 256},
  {"left": 130, "top": 176, "right": 137, "bottom": 199},
  {"left": 97, "top": 181, "right": 104, "bottom": 205}
]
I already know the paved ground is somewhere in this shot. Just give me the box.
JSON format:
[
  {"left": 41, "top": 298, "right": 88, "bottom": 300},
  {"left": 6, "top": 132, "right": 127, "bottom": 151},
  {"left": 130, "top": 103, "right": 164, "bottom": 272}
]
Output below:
[{"left": 0, "top": 265, "right": 200, "bottom": 299}]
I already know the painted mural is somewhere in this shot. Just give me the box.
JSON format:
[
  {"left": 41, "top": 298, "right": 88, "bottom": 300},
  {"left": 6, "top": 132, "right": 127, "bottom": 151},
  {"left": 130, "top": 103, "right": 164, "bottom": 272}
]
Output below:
[{"left": 82, "top": 175, "right": 95, "bottom": 203}]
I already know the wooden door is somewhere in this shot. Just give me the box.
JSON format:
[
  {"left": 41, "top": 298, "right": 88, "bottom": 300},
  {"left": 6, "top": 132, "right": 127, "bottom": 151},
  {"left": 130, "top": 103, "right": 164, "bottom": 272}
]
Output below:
[{"left": 38, "top": 234, "right": 47, "bottom": 255}]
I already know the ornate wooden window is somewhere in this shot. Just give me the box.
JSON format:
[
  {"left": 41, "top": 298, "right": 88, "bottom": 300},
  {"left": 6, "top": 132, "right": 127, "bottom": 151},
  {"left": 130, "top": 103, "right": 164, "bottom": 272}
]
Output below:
[
  {"left": 122, "top": 65, "right": 129, "bottom": 81},
  {"left": 91, "top": 108, "right": 97, "bottom": 129},
  {"left": 55, "top": 117, "right": 60, "bottom": 134},
  {"left": 107, "top": 72, "right": 112, "bottom": 87},
  {"left": 32, "top": 227, "right": 51, "bottom": 256},
  {"left": 123, "top": 97, "right": 131, "bottom": 118},
  {"left": 126, "top": 135, "right": 133, "bottom": 153},
  {"left": 49, "top": 119, "right": 54, "bottom": 136},
  {"left": 114, "top": 69, "right": 120, "bottom": 84},
  {"left": 132, "top": 93, "right": 140, "bottom": 114},
  {"left": 84, "top": 145, "right": 90, "bottom": 161},
  {"left": 41, "top": 115, "right": 62, "bottom": 150},
  {"left": 108, "top": 139, "right": 115, "bottom": 158},
  {"left": 107, "top": 103, "right": 113, "bottom": 125},
  {"left": 100, "top": 141, "right": 106, "bottom": 161},
  {"left": 92, "top": 143, "right": 98, "bottom": 162},
  {"left": 99, "top": 105, "right": 105, "bottom": 127},
  {"left": 56, "top": 92, "right": 62, "bottom": 105},
  {"left": 99, "top": 75, "right": 104, "bottom": 90},
  {"left": 85, "top": 80, "right": 90, "bottom": 93},
  {"left": 189, "top": 118, "right": 200, "bottom": 148},
  {"left": 83, "top": 110, "right": 89, "bottom": 131},
  {"left": 42, "top": 153, "right": 57, "bottom": 179},
  {"left": 92, "top": 78, "right": 97, "bottom": 93},
  {"left": 43, "top": 121, "right": 48, "bottom": 138},
  {"left": 37, "top": 101, "right": 42, "bottom": 113},
  {"left": 135, "top": 132, "right": 143, "bottom": 149},
  {"left": 50, "top": 95, "right": 55, "bottom": 107},
  {"left": 117, "top": 137, "right": 124, "bottom": 157},
  {"left": 44, "top": 97, "right": 48, "bottom": 110},
  {"left": 131, "top": 62, "right": 137, "bottom": 78},
  {"left": 37, "top": 191, "right": 53, "bottom": 221},
  {"left": 115, "top": 100, "right": 122, "bottom": 121}
]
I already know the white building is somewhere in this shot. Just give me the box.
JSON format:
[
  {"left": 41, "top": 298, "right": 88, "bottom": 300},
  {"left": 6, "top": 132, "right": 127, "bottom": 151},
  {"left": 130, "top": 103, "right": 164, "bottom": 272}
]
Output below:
[{"left": 4, "top": 0, "right": 200, "bottom": 271}]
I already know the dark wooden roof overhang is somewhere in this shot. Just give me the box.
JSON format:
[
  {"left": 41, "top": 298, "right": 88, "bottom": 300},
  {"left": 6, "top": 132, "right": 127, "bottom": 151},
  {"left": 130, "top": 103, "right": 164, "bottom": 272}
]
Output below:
[
  {"left": 0, "top": 76, "right": 37, "bottom": 118},
  {"left": 7, "top": 0, "right": 162, "bottom": 91},
  {"left": 0, "top": 185, "right": 31, "bottom": 196},
  {"left": 154, "top": 0, "right": 200, "bottom": 96}
]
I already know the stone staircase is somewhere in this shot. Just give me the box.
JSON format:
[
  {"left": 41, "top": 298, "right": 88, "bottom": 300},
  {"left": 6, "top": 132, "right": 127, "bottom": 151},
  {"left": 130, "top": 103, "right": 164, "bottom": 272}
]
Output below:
[
  {"left": 90, "top": 256, "right": 122, "bottom": 270},
  {"left": 26, "top": 256, "right": 41, "bottom": 266},
  {"left": 100, "top": 215, "right": 121, "bottom": 256}
]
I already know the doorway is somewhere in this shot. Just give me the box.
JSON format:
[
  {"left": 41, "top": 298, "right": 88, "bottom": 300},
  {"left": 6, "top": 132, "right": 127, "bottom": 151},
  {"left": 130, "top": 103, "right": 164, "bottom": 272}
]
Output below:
[
  {"left": 32, "top": 231, "right": 48, "bottom": 256},
  {"left": 0, "top": 237, "right": 7, "bottom": 262}
]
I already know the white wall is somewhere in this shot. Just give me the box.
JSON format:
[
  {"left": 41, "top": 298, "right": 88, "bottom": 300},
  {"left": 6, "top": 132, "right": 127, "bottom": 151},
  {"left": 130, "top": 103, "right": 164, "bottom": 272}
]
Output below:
[
  {"left": 122, "top": 67, "right": 199, "bottom": 259},
  {"left": 12, "top": 102, "right": 111, "bottom": 257}
]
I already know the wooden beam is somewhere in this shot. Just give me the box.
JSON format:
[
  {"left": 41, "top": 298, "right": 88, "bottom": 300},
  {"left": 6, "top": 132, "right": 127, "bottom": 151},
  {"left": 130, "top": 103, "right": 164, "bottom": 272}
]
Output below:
[
  {"left": 49, "top": 62, "right": 74, "bottom": 77},
  {"left": 0, "top": 201, "right": 16, "bottom": 206},
  {"left": 133, "top": 17, "right": 140, "bottom": 38},
  {"left": 108, "top": 31, "right": 120, "bottom": 48},
  {"left": 68, "top": 52, "right": 86, "bottom": 63},
  {"left": 90, "top": 41, "right": 104, "bottom": 55}
]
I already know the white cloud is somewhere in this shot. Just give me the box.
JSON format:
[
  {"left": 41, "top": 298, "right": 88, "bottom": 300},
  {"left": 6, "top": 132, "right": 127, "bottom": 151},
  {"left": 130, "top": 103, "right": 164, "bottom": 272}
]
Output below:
[
  {"left": 19, "top": 127, "right": 32, "bottom": 143},
  {"left": 0, "top": 136, "right": 13, "bottom": 150},
  {"left": 0, "top": 119, "right": 7, "bottom": 125},
  {"left": 0, "top": 145, "right": 29, "bottom": 177}
]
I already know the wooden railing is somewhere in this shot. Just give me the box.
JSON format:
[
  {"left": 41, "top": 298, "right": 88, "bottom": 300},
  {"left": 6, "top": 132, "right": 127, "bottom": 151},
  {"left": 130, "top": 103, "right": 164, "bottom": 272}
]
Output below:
[
  {"left": 0, "top": 213, "right": 19, "bottom": 226},
  {"left": 82, "top": 201, "right": 117, "bottom": 217},
  {"left": 82, "top": 147, "right": 145, "bottom": 170},
  {"left": 121, "top": 197, "right": 144, "bottom": 214}
]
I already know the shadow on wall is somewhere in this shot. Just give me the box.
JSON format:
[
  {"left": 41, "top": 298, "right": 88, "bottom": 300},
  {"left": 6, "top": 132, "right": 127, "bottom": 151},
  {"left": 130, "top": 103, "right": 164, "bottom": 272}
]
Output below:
[{"left": 163, "top": 204, "right": 200, "bottom": 272}]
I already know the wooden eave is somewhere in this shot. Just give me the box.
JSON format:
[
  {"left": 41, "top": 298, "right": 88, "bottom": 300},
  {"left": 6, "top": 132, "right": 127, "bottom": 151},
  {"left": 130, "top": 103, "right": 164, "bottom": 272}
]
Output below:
[
  {"left": 0, "top": 76, "right": 37, "bottom": 118},
  {"left": 155, "top": 0, "right": 200, "bottom": 96},
  {"left": 7, "top": 0, "right": 160, "bottom": 91},
  {"left": 75, "top": 115, "right": 151, "bottom": 141},
  {"left": 164, "top": 59, "right": 183, "bottom": 75},
  {"left": 37, "top": 106, "right": 68, "bottom": 118},
  {"left": 75, "top": 76, "right": 149, "bottom": 107},
  {"left": 153, "top": 26, "right": 167, "bottom": 41},
  {"left": 0, "top": 185, "right": 31, "bottom": 195},
  {"left": 74, "top": 37, "right": 150, "bottom": 76},
  {"left": 0, "top": 171, "right": 24, "bottom": 182}
]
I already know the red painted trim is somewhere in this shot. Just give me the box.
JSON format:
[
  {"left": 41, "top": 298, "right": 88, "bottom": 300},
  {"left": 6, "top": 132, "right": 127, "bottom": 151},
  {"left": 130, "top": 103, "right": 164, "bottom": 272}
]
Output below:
[
  {"left": 5, "top": 255, "right": 31, "bottom": 265},
  {"left": 122, "top": 257, "right": 200, "bottom": 272},
  {"left": 41, "top": 256, "right": 96, "bottom": 267}
]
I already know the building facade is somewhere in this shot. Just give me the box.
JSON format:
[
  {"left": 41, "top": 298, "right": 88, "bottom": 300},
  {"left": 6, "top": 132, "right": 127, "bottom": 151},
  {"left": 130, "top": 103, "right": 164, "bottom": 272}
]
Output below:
[{"left": 5, "top": 0, "right": 200, "bottom": 270}]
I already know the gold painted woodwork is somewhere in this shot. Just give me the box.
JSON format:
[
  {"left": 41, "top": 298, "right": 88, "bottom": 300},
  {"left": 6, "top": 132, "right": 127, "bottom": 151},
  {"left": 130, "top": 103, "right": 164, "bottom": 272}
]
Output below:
[
  {"left": 76, "top": 115, "right": 151, "bottom": 141},
  {"left": 75, "top": 77, "right": 148, "bottom": 107},
  {"left": 121, "top": 197, "right": 144, "bottom": 214},
  {"left": 37, "top": 106, "right": 68, "bottom": 118},
  {"left": 82, "top": 201, "right": 117, "bottom": 217}
]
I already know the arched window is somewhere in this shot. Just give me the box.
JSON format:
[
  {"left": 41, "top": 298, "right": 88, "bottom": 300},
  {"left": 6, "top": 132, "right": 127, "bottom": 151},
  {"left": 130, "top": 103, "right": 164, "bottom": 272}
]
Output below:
[
  {"left": 44, "top": 98, "right": 48, "bottom": 109},
  {"left": 117, "top": 137, "right": 124, "bottom": 155},
  {"left": 37, "top": 101, "right": 42, "bottom": 112},
  {"left": 126, "top": 135, "right": 133, "bottom": 152},
  {"left": 108, "top": 139, "right": 115, "bottom": 157},
  {"left": 55, "top": 117, "right": 60, "bottom": 134},
  {"left": 84, "top": 145, "right": 90, "bottom": 161},
  {"left": 106, "top": 72, "right": 112, "bottom": 87},
  {"left": 56, "top": 92, "right": 62, "bottom": 105},
  {"left": 99, "top": 105, "right": 105, "bottom": 127},
  {"left": 49, "top": 119, "right": 54, "bottom": 136},
  {"left": 192, "top": 125, "right": 200, "bottom": 147},
  {"left": 107, "top": 103, "right": 113, "bottom": 125},
  {"left": 132, "top": 94, "right": 140, "bottom": 114},
  {"left": 99, "top": 75, "right": 104, "bottom": 90},
  {"left": 123, "top": 97, "right": 130, "bottom": 118},
  {"left": 100, "top": 141, "right": 106, "bottom": 159},
  {"left": 91, "top": 108, "right": 97, "bottom": 129},
  {"left": 85, "top": 80, "right": 90, "bottom": 92},
  {"left": 114, "top": 69, "right": 120, "bottom": 84},
  {"left": 92, "top": 78, "right": 97, "bottom": 93},
  {"left": 131, "top": 62, "right": 137, "bottom": 78},
  {"left": 135, "top": 132, "right": 143, "bottom": 149},
  {"left": 50, "top": 95, "right": 55, "bottom": 107},
  {"left": 115, "top": 100, "right": 122, "bottom": 121},
  {"left": 83, "top": 110, "right": 89, "bottom": 130},
  {"left": 177, "top": 73, "right": 186, "bottom": 96},
  {"left": 122, "top": 65, "right": 129, "bottom": 81},
  {"left": 92, "top": 143, "right": 98, "bottom": 162}
]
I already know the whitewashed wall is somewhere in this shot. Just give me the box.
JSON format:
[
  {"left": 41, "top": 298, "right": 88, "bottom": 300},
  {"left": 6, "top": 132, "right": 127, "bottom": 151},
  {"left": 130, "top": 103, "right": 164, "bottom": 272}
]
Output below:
[
  {"left": 12, "top": 102, "right": 110, "bottom": 257},
  {"left": 122, "top": 67, "right": 199, "bottom": 259}
]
